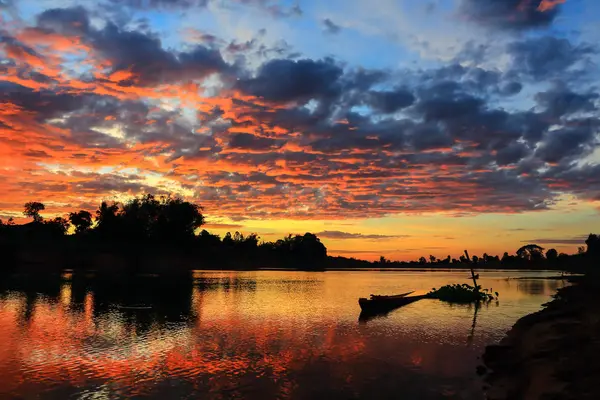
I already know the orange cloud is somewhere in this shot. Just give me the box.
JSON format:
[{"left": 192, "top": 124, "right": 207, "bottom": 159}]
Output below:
[{"left": 537, "top": 0, "right": 567, "bottom": 12}]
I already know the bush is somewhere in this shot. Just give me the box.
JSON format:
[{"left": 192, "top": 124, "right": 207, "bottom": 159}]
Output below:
[{"left": 428, "top": 283, "right": 498, "bottom": 303}]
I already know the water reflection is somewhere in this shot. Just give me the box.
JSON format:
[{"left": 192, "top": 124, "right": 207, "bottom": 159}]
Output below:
[{"left": 0, "top": 270, "right": 567, "bottom": 399}]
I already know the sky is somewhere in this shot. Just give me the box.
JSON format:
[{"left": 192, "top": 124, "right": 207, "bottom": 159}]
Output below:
[{"left": 0, "top": 0, "right": 599, "bottom": 261}]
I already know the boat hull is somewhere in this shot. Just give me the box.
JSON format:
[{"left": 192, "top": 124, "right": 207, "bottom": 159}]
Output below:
[{"left": 358, "top": 294, "right": 427, "bottom": 313}]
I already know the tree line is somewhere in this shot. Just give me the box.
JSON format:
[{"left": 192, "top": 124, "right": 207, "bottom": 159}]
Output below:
[
  {"left": 0, "top": 195, "right": 327, "bottom": 271},
  {"left": 1, "top": 194, "right": 598, "bottom": 272}
]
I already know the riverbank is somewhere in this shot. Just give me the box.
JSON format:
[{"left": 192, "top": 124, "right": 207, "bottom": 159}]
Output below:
[{"left": 482, "top": 275, "right": 600, "bottom": 399}]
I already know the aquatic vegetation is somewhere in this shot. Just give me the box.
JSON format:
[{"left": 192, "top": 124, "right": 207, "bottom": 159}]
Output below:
[{"left": 428, "top": 283, "right": 498, "bottom": 303}]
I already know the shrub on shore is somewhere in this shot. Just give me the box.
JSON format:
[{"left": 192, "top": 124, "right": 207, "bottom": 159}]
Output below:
[{"left": 428, "top": 283, "right": 498, "bottom": 303}]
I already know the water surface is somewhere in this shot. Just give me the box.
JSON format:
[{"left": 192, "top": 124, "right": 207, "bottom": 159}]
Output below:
[{"left": 0, "top": 270, "right": 567, "bottom": 399}]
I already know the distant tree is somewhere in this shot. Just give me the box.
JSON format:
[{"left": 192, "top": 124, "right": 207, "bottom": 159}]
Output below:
[
  {"left": 585, "top": 234, "right": 600, "bottom": 259},
  {"left": 472, "top": 255, "right": 479, "bottom": 264},
  {"left": 198, "top": 229, "right": 221, "bottom": 247},
  {"left": 546, "top": 248, "right": 558, "bottom": 261},
  {"left": 482, "top": 253, "right": 489, "bottom": 263},
  {"left": 0, "top": 217, "right": 14, "bottom": 226},
  {"left": 45, "top": 217, "right": 69, "bottom": 235},
  {"left": 379, "top": 256, "right": 388, "bottom": 264},
  {"left": 294, "top": 233, "right": 327, "bottom": 265},
  {"left": 95, "top": 201, "right": 121, "bottom": 236},
  {"left": 24, "top": 202, "right": 45, "bottom": 222},
  {"left": 516, "top": 244, "right": 545, "bottom": 261},
  {"left": 429, "top": 255, "right": 436, "bottom": 263},
  {"left": 223, "top": 232, "right": 234, "bottom": 247},
  {"left": 419, "top": 256, "right": 427, "bottom": 264},
  {"left": 578, "top": 246, "right": 586, "bottom": 255},
  {"left": 69, "top": 210, "right": 93, "bottom": 234},
  {"left": 152, "top": 196, "right": 204, "bottom": 241},
  {"left": 271, "top": 233, "right": 327, "bottom": 268}
]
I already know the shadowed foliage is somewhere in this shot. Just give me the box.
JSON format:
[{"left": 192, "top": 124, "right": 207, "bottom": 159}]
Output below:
[{"left": 0, "top": 195, "right": 597, "bottom": 274}]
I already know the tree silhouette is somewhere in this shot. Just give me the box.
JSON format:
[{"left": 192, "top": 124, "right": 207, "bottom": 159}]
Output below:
[
  {"left": 24, "top": 202, "right": 45, "bottom": 222},
  {"left": 270, "top": 233, "right": 327, "bottom": 269},
  {"left": 0, "top": 217, "right": 14, "bottom": 226},
  {"left": 44, "top": 217, "right": 69, "bottom": 235},
  {"left": 69, "top": 210, "right": 93, "bottom": 234},
  {"left": 546, "top": 248, "right": 558, "bottom": 261},
  {"left": 516, "top": 244, "right": 545, "bottom": 261},
  {"left": 585, "top": 234, "right": 599, "bottom": 259},
  {"left": 152, "top": 196, "right": 204, "bottom": 241},
  {"left": 95, "top": 201, "right": 121, "bottom": 237}
]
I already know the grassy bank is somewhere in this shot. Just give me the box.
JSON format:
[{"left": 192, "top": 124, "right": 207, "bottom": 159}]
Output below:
[{"left": 482, "top": 275, "right": 600, "bottom": 400}]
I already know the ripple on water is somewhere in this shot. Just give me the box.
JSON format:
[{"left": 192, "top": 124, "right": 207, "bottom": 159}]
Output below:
[{"left": 0, "top": 270, "right": 567, "bottom": 399}]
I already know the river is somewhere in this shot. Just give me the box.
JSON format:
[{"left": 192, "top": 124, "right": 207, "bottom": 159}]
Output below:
[{"left": 0, "top": 269, "right": 567, "bottom": 399}]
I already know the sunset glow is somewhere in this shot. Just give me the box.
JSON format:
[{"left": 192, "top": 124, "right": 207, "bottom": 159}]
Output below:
[{"left": 0, "top": 0, "right": 598, "bottom": 260}]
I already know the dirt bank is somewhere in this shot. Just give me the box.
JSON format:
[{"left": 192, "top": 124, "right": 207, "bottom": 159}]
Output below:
[{"left": 482, "top": 276, "right": 600, "bottom": 400}]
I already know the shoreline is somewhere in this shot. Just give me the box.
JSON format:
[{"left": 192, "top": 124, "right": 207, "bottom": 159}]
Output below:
[{"left": 482, "top": 276, "right": 599, "bottom": 399}]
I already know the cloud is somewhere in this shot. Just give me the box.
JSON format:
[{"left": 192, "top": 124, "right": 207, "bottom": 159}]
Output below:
[
  {"left": 365, "top": 88, "right": 415, "bottom": 114},
  {"left": 36, "top": 6, "right": 231, "bottom": 86},
  {"left": 112, "top": 0, "right": 302, "bottom": 18},
  {"left": 114, "top": 0, "right": 209, "bottom": 9},
  {"left": 228, "top": 133, "right": 286, "bottom": 150},
  {"left": 0, "top": 1, "right": 598, "bottom": 224},
  {"left": 508, "top": 37, "right": 595, "bottom": 80},
  {"left": 236, "top": 58, "right": 344, "bottom": 103},
  {"left": 460, "top": 0, "right": 564, "bottom": 31},
  {"left": 522, "top": 236, "right": 588, "bottom": 245},
  {"left": 203, "top": 222, "right": 244, "bottom": 229},
  {"left": 316, "top": 231, "right": 410, "bottom": 240},
  {"left": 535, "top": 85, "right": 598, "bottom": 117},
  {"left": 322, "top": 18, "right": 341, "bottom": 35}
]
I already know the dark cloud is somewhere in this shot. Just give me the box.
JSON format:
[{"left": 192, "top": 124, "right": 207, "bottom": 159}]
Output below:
[
  {"left": 535, "top": 125, "right": 597, "bottom": 163},
  {"left": 522, "top": 236, "right": 588, "bottom": 245},
  {"left": 460, "top": 0, "right": 562, "bottom": 31},
  {"left": 36, "top": 7, "right": 230, "bottom": 86},
  {"left": 316, "top": 231, "right": 410, "bottom": 240},
  {"left": 366, "top": 88, "right": 415, "bottom": 114},
  {"left": 228, "top": 133, "right": 286, "bottom": 150},
  {"left": 95, "top": 24, "right": 229, "bottom": 85},
  {"left": 508, "top": 37, "right": 595, "bottom": 80},
  {"left": 113, "top": 0, "right": 301, "bottom": 18},
  {"left": 415, "top": 94, "right": 484, "bottom": 122},
  {"left": 322, "top": 18, "right": 341, "bottom": 34},
  {"left": 114, "top": 0, "right": 209, "bottom": 9},
  {"left": 236, "top": 58, "right": 344, "bottom": 103},
  {"left": 0, "top": 83, "right": 96, "bottom": 121},
  {"left": 37, "top": 6, "right": 91, "bottom": 36},
  {"left": 535, "top": 86, "right": 598, "bottom": 117},
  {"left": 495, "top": 142, "right": 529, "bottom": 166},
  {"left": 499, "top": 81, "right": 522, "bottom": 96}
]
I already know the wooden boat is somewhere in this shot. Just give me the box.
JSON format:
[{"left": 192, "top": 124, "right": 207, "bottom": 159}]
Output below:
[
  {"left": 116, "top": 305, "right": 152, "bottom": 310},
  {"left": 358, "top": 291, "right": 428, "bottom": 313}
]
